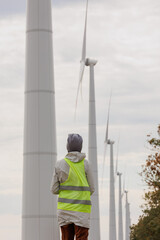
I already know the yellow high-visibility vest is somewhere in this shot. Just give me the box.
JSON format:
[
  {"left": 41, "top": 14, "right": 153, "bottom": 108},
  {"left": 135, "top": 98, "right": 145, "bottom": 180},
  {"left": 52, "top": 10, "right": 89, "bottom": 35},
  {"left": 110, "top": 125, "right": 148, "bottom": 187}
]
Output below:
[{"left": 58, "top": 158, "right": 91, "bottom": 213}]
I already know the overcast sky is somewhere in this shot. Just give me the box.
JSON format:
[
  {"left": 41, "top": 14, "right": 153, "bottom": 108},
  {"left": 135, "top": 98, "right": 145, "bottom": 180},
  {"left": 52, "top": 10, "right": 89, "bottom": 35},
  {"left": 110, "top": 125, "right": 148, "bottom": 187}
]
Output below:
[{"left": 0, "top": 0, "right": 160, "bottom": 239}]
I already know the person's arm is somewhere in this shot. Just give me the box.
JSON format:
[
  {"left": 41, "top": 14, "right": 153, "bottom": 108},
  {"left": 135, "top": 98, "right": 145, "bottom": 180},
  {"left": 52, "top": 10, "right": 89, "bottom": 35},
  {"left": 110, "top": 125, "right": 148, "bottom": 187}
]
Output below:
[
  {"left": 50, "top": 163, "right": 60, "bottom": 195},
  {"left": 84, "top": 160, "right": 95, "bottom": 195},
  {"left": 50, "top": 159, "right": 69, "bottom": 194}
]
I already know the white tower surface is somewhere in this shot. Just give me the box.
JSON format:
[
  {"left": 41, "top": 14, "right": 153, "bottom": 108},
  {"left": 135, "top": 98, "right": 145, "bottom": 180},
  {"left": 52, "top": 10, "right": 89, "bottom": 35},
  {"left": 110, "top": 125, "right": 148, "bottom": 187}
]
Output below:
[
  {"left": 86, "top": 58, "right": 101, "bottom": 240},
  {"left": 108, "top": 140, "right": 117, "bottom": 240},
  {"left": 22, "top": 0, "right": 59, "bottom": 239},
  {"left": 125, "top": 191, "right": 131, "bottom": 240},
  {"left": 117, "top": 172, "right": 123, "bottom": 240}
]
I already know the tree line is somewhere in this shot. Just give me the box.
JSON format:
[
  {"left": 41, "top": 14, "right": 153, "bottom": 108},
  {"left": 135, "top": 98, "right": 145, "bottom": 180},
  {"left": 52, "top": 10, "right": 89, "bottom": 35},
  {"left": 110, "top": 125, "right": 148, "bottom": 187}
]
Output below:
[{"left": 130, "top": 125, "right": 160, "bottom": 240}]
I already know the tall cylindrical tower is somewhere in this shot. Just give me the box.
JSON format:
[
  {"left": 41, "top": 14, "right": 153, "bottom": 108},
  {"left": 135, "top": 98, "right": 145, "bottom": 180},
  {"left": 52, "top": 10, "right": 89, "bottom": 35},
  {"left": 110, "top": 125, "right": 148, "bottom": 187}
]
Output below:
[
  {"left": 22, "top": 0, "right": 59, "bottom": 239},
  {"left": 117, "top": 173, "right": 123, "bottom": 240},
  {"left": 86, "top": 59, "right": 101, "bottom": 240},
  {"left": 109, "top": 140, "right": 117, "bottom": 240},
  {"left": 125, "top": 191, "right": 130, "bottom": 240}
]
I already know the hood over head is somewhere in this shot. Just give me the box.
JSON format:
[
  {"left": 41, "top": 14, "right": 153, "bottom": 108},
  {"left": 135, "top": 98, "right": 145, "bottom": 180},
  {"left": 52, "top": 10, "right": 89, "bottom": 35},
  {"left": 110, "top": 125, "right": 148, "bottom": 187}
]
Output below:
[
  {"left": 67, "top": 133, "right": 83, "bottom": 153},
  {"left": 65, "top": 151, "right": 86, "bottom": 163}
]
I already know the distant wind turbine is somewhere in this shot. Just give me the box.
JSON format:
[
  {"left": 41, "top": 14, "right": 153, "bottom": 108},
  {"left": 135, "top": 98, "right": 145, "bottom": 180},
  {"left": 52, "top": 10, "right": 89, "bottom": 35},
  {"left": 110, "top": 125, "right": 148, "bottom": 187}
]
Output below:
[
  {"left": 125, "top": 190, "right": 131, "bottom": 240},
  {"left": 117, "top": 172, "right": 123, "bottom": 240},
  {"left": 102, "top": 94, "right": 116, "bottom": 240},
  {"left": 122, "top": 167, "right": 131, "bottom": 240},
  {"left": 115, "top": 140, "right": 124, "bottom": 240},
  {"left": 101, "top": 92, "right": 112, "bottom": 186},
  {"left": 108, "top": 139, "right": 117, "bottom": 240},
  {"left": 75, "top": 0, "right": 100, "bottom": 239}
]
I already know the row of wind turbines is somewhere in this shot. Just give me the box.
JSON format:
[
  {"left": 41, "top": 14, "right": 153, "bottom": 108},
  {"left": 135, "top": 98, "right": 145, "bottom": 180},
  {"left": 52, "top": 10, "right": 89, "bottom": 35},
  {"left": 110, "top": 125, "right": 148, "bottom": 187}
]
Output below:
[
  {"left": 103, "top": 112, "right": 131, "bottom": 240},
  {"left": 22, "top": 0, "right": 131, "bottom": 239},
  {"left": 76, "top": 1, "right": 132, "bottom": 240}
]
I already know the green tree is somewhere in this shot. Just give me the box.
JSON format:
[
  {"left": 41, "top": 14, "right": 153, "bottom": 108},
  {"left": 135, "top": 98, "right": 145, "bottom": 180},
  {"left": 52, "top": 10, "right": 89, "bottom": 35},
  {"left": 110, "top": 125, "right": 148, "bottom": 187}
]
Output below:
[{"left": 130, "top": 126, "right": 160, "bottom": 240}]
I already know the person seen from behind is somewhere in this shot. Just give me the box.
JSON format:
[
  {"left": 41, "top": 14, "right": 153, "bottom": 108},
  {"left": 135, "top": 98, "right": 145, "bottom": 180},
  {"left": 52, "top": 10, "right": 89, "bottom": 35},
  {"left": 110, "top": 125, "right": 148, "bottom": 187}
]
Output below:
[{"left": 50, "top": 133, "right": 95, "bottom": 240}]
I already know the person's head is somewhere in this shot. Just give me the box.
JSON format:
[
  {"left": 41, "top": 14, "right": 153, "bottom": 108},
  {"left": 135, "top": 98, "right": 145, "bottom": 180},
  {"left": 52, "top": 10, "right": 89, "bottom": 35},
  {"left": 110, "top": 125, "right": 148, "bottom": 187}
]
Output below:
[{"left": 67, "top": 134, "right": 83, "bottom": 152}]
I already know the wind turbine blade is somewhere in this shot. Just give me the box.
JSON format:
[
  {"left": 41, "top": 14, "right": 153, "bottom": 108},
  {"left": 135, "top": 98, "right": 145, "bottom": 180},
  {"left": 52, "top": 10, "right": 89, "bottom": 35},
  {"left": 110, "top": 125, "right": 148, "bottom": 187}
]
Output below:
[
  {"left": 104, "top": 91, "right": 112, "bottom": 144},
  {"left": 101, "top": 92, "right": 112, "bottom": 186},
  {"left": 75, "top": 61, "right": 85, "bottom": 111},
  {"left": 122, "top": 171, "right": 126, "bottom": 198},
  {"left": 101, "top": 142, "right": 107, "bottom": 186},
  {"left": 75, "top": 0, "right": 89, "bottom": 113},
  {"left": 115, "top": 134, "right": 120, "bottom": 181},
  {"left": 115, "top": 144, "right": 118, "bottom": 174},
  {"left": 81, "top": 0, "right": 88, "bottom": 62}
]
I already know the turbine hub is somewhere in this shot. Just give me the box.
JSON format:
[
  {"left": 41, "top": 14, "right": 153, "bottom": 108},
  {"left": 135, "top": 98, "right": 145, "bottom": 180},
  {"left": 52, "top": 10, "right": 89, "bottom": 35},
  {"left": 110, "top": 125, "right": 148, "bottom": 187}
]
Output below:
[
  {"left": 85, "top": 58, "right": 98, "bottom": 66},
  {"left": 107, "top": 139, "right": 115, "bottom": 145},
  {"left": 117, "top": 172, "right": 122, "bottom": 176}
]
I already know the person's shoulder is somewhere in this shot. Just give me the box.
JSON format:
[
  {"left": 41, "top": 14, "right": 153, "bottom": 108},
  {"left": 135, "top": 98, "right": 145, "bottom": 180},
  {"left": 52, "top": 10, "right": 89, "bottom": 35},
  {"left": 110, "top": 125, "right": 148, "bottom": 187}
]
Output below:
[
  {"left": 84, "top": 159, "right": 89, "bottom": 171},
  {"left": 56, "top": 158, "right": 70, "bottom": 170},
  {"left": 57, "top": 158, "right": 66, "bottom": 163},
  {"left": 84, "top": 158, "right": 89, "bottom": 163},
  {"left": 56, "top": 158, "right": 66, "bottom": 167},
  {"left": 84, "top": 158, "right": 89, "bottom": 164}
]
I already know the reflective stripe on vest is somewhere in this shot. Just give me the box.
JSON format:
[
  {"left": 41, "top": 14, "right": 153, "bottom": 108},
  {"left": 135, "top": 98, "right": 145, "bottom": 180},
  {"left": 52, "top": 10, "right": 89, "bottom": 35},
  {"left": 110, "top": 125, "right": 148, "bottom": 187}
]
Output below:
[
  {"left": 59, "top": 186, "right": 90, "bottom": 191},
  {"left": 58, "top": 158, "right": 91, "bottom": 213},
  {"left": 58, "top": 198, "right": 91, "bottom": 205}
]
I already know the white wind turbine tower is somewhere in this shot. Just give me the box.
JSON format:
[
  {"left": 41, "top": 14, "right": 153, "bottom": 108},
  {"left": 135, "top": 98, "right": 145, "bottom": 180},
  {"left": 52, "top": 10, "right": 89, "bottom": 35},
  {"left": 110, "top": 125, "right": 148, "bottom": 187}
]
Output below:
[
  {"left": 102, "top": 96, "right": 117, "bottom": 240},
  {"left": 22, "top": 0, "right": 59, "bottom": 239},
  {"left": 115, "top": 141, "right": 124, "bottom": 240},
  {"left": 125, "top": 190, "right": 131, "bottom": 240},
  {"left": 108, "top": 139, "right": 117, "bottom": 240},
  {"left": 76, "top": 0, "right": 100, "bottom": 239},
  {"left": 117, "top": 172, "right": 123, "bottom": 240}
]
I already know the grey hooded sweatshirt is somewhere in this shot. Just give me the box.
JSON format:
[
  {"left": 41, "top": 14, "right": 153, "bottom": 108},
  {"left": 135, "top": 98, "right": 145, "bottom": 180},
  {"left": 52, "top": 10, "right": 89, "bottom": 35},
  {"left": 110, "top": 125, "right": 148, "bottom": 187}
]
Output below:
[{"left": 50, "top": 151, "right": 95, "bottom": 228}]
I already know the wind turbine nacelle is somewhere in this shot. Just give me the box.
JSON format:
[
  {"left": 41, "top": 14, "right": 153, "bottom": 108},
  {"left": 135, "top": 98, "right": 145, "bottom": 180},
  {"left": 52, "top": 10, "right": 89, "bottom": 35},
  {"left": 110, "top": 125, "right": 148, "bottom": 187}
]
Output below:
[
  {"left": 85, "top": 58, "right": 98, "bottom": 66},
  {"left": 117, "top": 172, "right": 122, "bottom": 176},
  {"left": 107, "top": 139, "right": 115, "bottom": 145}
]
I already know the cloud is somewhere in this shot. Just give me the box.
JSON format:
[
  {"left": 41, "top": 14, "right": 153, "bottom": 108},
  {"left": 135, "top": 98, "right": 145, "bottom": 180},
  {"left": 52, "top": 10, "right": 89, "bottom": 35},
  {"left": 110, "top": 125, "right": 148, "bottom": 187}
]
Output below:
[
  {"left": 0, "top": 0, "right": 91, "bottom": 16},
  {"left": 0, "top": 215, "right": 21, "bottom": 240},
  {"left": 0, "top": 0, "right": 26, "bottom": 16},
  {"left": 0, "top": 194, "right": 21, "bottom": 215}
]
